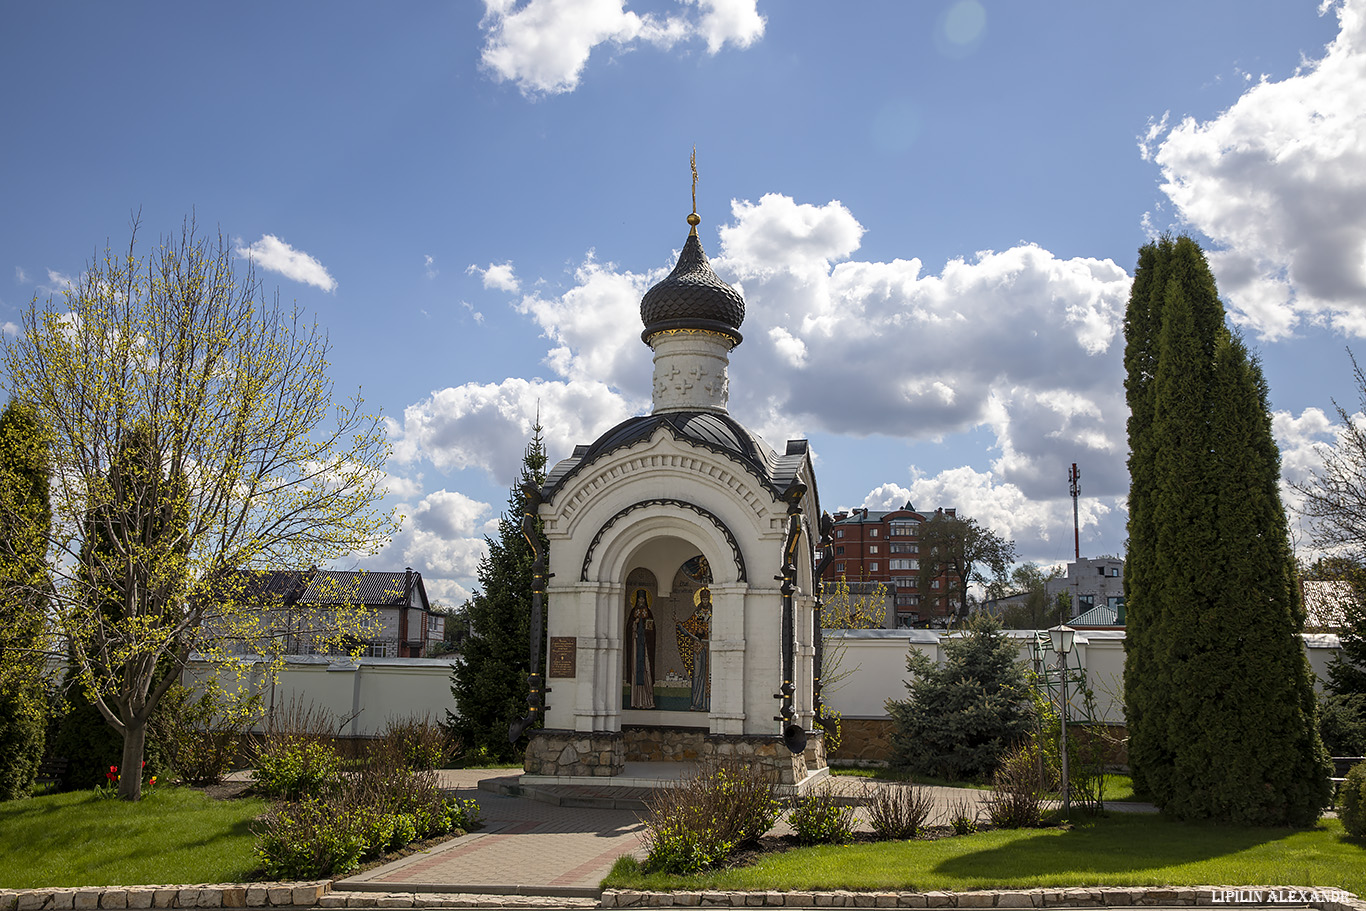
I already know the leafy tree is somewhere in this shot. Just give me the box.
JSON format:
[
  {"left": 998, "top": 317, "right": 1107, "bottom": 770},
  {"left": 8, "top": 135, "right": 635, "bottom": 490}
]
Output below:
[
  {"left": 917, "top": 511, "right": 1015, "bottom": 622},
  {"left": 0, "top": 218, "right": 397, "bottom": 799},
  {"left": 886, "top": 614, "right": 1030, "bottom": 781},
  {"left": 992, "top": 563, "right": 1068, "bottom": 630},
  {"left": 0, "top": 402, "right": 52, "bottom": 799},
  {"left": 1122, "top": 234, "right": 1330, "bottom": 825},
  {"left": 448, "top": 422, "right": 548, "bottom": 763}
]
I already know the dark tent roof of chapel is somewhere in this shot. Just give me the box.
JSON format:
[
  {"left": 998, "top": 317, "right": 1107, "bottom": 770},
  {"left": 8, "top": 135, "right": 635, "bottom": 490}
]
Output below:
[{"left": 541, "top": 410, "right": 807, "bottom": 503}]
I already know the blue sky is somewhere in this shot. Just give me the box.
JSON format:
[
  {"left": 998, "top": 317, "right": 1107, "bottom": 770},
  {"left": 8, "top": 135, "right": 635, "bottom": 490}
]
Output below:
[{"left": 3, "top": 1, "right": 1364, "bottom": 604}]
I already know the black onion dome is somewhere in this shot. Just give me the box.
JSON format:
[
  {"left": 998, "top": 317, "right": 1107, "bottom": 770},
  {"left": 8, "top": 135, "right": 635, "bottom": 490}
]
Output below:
[{"left": 640, "top": 232, "right": 744, "bottom": 345}]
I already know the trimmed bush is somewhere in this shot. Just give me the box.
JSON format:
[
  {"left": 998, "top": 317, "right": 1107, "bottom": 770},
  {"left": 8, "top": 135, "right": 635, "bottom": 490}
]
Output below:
[
  {"left": 984, "top": 741, "right": 1046, "bottom": 829},
  {"left": 381, "top": 714, "right": 457, "bottom": 771},
  {"left": 1341, "top": 761, "right": 1366, "bottom": 838},
  {"left": 151, "top": 685, "right": 257, "bottom": 786},
  {"left": 788, "top": 783, "right": 855, "bottom": 846},
  {"left": 255, "top": 798, "right": 367, "bottom": 879},
  {"left": 864, "top": 782, "right": 932, "bottom": 840},
  {"left": 641, "top": 760, "right": 780, "bottom": 874}
]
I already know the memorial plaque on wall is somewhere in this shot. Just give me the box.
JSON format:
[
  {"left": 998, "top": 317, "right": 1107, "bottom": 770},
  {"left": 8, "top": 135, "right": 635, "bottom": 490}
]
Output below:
[{"left": 548, "top": 637, "right": 577, "bottom": 678}]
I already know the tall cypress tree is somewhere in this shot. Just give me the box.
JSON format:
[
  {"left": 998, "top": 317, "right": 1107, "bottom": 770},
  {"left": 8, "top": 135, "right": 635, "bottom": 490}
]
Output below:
[
  {"left": 447, "top": 421, "right": 548, "bottom": 763},
  {"left": 0, "top": 402, "right": 53, "bottom": 799},
  {"left": 1123, "top": 236, "right": 1331, "bottom": 824}
]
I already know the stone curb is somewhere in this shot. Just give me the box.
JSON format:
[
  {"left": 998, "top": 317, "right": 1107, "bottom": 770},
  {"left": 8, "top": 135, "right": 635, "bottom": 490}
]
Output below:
[
  {"left": 599, "top": 887, "right": 1366, "bottom": 911},
  {"left": 4, "top": 887, "right": 1361, "bottom": 911},
  {"left": 0, "top": 883, "right": 332, "bottom": 911}
]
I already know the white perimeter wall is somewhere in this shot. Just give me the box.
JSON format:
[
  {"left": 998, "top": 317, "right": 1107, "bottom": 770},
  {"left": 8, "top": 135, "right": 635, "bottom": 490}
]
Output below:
[
  {"left": 824, "top": 629, "right": 1342, "bottom": 724},
  {"left": 185, "top": 654, "right": 458, "bottom": 737},
  {"left": 181, "top": 630, "right": 1344, "bottom": 735}
]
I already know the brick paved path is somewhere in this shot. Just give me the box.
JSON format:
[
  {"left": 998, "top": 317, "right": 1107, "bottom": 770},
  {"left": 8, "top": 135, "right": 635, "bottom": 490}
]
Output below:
[{"left": 337, "top": 771, "right": 648, "bottom": 898}]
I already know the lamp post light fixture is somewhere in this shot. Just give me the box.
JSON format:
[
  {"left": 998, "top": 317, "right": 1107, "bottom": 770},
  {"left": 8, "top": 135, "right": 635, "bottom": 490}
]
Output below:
[{"left": 1048, "top": 624, "right": 1076, "bottom": 817}]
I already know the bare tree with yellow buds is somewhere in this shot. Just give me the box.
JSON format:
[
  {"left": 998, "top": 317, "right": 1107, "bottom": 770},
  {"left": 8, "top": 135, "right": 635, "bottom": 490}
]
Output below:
[{"left": 0, "top": 216, "right": 400, "bottom": 800}]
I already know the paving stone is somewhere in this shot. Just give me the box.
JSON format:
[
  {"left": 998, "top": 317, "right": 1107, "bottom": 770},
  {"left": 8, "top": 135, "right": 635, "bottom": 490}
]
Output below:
[
  {"left": 997, "top": 894, "right": 1033, "bottom": 908},
  {"left": 744, "top": 895, "right": 765, "bottom": 907},
  {"left": 345, "top": 896, "right": 379, "bottom": 908},
  {"left": 74, "top": 893, "right": 102, "bottom": 911},
  {"left": 318, "top": 896, "right": 348, "bottom": 909},
  {"left": 375, "top": 896, "right": 414, "bottom": 909},
  {"left": 853, "top": 895, "right": 877, "bottom": 908},
  {"left": 897, "top": 894, "right": 928, "bottom": 908},
  {"left": 785, "top": 895, "right": 814, "bottom": 908},
  {"left": 219, "top": 889, "right": 245, "bottom": 910},
  {"left": 875, "top": 895, "right": 899, "bottom": 908},
  {"left": 125, "top": 890, "right": 155, "bottom": 911},
  {"left": 923, "top": 893, "right": 954, "bottom": 909},
  {"left": 18, "top": 894, "right": 50, "bottom": 911},
  {"left": 957, "top": 894, "right": 993, "bottom": 909},
  {"left": 673, "top": 894, "right": 701, "bottom": 907}
]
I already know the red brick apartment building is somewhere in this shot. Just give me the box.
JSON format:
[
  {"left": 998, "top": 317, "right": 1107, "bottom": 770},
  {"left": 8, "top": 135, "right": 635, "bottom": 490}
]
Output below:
[{"left": 820, "top": 504, "right": 957, "bottom": 628}]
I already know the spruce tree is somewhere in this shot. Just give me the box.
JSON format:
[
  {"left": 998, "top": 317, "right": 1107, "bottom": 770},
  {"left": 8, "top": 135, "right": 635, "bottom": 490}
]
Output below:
[
  {"left": 448, "top": 422, "right": 548, "bottom": 763},
  {"left": 0, "top": 402, "right": 53, "bottom": 799},
  {"left": 1123, "top": 236, "right": 1331, "bottom": 825}
]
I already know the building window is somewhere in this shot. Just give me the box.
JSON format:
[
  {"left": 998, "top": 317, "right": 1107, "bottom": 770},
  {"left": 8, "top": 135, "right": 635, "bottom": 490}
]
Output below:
[
  {"left": 890, "top": 521, "right": 919, "bottom": 536},
  {"left": 889, "top": 558, "right": 917, "bottom": 571},
  {"left": 836, "top": 529, "right": 844, "bottom": 539},
  {"left": 931, "top": 579, "right": 941, "bottom": 590},
  {"left": 870, "top": 528, "right": 879, "bottom": 537},
  {"left": 1110, "top": 567, "right": 1119, "bottom": 577},
  {"left": 891, "top": 542, "right": 918, "bottom": 553},
  {"left": 835, "top": 562, "right": 845, "bottom": 573},
  {"left": 892, "top": 576, "right": 916, "bottom": 588},
  {"left": 869, "top": 562, "right": 879, "bottom": 572},
  {"left": 835, "top": 545, "right": 844, "bottom": 555},
  {"left": 869, "top": 545, "right": 879, "bottom": 554}
]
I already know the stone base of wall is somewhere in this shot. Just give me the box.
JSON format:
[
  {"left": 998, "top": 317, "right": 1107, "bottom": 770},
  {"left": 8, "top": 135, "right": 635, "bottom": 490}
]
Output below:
[
  {"left": 624, "top": 726, "right": 705, "bottom": 762},
  {"left": 523, "top": 729, "right": 625, "bottom": 777},
  {"left": 528, "top": 727, "right": 826, "bottom": 786},
  {"left": 829, "top": 718, "right": 893, "bottom": 764}
]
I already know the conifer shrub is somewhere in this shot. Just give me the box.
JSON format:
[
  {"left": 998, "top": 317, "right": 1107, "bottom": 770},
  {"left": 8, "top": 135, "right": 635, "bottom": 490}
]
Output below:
[
  {"left": 1340, "top": 761, "right": 1366, "bottom": 838},
  {"left": 887, "top": 614, "right": 1030, "bottom": 781}
]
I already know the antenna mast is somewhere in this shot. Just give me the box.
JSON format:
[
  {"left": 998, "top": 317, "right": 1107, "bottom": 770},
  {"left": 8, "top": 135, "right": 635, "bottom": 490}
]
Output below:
[{"left": 1068, "top": 462, "right": 1081, "bottom": 563}]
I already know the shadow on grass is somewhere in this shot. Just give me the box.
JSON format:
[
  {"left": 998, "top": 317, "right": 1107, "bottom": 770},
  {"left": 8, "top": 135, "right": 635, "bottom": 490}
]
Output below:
[{"left": 932, "top": 815, "right": 1298, "bottom": 880}]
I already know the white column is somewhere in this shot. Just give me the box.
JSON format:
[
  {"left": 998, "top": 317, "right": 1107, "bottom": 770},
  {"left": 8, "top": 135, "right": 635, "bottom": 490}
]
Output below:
[{"left": 707, "top": 582, "right": 747, "bottom": 734}]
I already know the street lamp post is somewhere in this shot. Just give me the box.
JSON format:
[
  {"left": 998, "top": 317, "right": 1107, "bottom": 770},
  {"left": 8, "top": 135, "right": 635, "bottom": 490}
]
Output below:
[{"left": 1048, "top": 624, "right": 1076, "bottom": 817}]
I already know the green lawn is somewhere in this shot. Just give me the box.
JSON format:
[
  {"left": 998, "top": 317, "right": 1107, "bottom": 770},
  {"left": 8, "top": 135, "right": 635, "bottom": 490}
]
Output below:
[
  {"left": 0, "top": 787, "right": 266, "bottom": 889},
  {"left": 607, "top": 814, "right": 1366, "bottom": 895}
]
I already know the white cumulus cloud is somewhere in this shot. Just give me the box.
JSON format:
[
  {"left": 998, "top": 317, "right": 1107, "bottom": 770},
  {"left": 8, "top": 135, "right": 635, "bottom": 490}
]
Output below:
[
  {"left": 235, "top": 235, "right": 337, "bottom": 292},
  {"left": 467, "top": 261, "right": 521, "bottom": 293},
  {"left": 389, "top": 376, "right": 636, "bottom": 485},
  {"left": 479, "top": 0, "right": 764, "bottom": 96},
  {"left": 1149, "top": 0, "right": 1366, "bottom": 339}
]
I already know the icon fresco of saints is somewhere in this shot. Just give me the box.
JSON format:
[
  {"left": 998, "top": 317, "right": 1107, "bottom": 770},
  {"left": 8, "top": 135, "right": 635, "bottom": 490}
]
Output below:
[
  {"left": 675, "top": 587, "right": 712, "bottom": 712},
  {"left": 626, "top": 589, "right": 656, "bottom": 708}
]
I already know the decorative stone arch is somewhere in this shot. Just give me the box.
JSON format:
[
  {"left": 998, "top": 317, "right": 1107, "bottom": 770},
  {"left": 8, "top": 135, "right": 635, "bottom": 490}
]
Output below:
[{"left": 581, "top": 498, "right": 748, "bottom": 583}]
